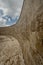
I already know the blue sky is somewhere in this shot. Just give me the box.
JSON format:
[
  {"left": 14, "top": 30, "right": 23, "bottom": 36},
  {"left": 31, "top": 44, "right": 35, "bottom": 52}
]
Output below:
[{"left": 0, "top": 0, "right": 23, "bottom": 27}]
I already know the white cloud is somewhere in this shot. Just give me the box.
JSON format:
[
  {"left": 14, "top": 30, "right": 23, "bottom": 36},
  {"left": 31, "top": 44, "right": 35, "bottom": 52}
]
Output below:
[
  {"left": 0, "top": 0, "right": 23, "bottom": 27},
  {"left": 0, "top": 18, "right": 6, "bottom": 27}
]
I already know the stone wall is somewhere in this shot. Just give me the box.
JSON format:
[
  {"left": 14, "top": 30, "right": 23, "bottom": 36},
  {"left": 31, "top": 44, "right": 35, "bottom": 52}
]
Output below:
[{"left": 0, "top": 0, "right": 43, "bottom": 65}]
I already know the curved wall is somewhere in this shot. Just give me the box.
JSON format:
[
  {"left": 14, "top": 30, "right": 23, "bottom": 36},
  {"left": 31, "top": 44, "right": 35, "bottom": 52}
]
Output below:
[{"left": 0, "top": 0, "right": 43, "bottom": 65}]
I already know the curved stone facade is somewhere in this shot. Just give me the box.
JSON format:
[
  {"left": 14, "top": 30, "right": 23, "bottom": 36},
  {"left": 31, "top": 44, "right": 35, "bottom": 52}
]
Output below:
[{"left": 0, "top": 0, "right": 43, "bottom": 65}]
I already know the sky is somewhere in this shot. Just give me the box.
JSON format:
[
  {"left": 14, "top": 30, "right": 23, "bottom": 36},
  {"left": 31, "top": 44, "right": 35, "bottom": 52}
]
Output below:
[{"left": 0, "top": 0, "right": 23, "bottom": 27}]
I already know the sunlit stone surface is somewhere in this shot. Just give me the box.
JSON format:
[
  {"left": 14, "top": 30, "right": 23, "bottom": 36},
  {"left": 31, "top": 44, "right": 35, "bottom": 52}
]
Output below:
[{"left": 0, "top": 36, "right": 25, "bottom": 65}]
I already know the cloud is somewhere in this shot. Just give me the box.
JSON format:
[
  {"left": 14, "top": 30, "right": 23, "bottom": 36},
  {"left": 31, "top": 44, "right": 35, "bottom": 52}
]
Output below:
[
  {"left": 0, "top": 17, "right": 6, "bottom": 27},
  {"left": 0, "top": 0, "right": 23, "bottom": 27},
  {"left": 0, "top": 0, "right": 23, "bottom": 16}
]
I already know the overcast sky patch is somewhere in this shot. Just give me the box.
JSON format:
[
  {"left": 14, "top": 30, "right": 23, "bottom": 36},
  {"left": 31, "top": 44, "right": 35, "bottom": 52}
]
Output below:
[{"left": 0, "top": 0, "right": 23, "bottom": 27}]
